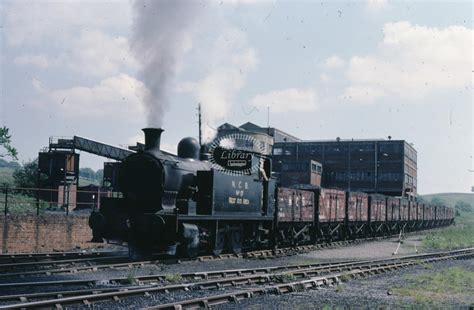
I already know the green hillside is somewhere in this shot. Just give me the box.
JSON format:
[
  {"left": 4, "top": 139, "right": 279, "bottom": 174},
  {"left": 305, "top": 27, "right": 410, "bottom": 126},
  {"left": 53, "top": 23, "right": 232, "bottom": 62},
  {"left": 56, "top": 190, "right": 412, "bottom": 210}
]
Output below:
[{"left": 420, "top": 193, "right": 474, "bottom": 210}]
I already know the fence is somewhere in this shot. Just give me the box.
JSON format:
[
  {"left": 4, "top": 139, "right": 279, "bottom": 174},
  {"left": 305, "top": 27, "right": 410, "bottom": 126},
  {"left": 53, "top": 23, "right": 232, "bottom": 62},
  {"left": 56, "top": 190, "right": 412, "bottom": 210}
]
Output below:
[{"left": 0, "top": 186, "right": 121, "bottom": 215}]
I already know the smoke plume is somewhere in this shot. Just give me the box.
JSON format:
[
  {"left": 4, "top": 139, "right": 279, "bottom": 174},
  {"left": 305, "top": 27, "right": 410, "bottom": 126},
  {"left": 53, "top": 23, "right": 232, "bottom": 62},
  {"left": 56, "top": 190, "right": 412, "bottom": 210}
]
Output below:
[{"left": 131, "top": 0, "right": 202, "bottom": 126}]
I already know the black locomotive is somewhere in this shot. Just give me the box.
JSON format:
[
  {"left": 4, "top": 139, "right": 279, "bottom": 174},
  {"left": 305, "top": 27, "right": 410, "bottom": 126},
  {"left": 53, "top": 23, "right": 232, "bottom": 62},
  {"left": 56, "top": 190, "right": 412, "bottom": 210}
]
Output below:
[
  {"left": 89, "top": 128, "right": 454, "bottom": 257},
  {"left": 89, "top": 128, "right": 275, "bottom": 257}
]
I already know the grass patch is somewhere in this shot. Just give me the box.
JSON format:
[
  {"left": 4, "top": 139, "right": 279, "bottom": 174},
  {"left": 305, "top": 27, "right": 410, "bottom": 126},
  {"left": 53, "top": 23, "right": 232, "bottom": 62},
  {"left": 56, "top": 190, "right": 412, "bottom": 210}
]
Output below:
[
  {"left": 0, "top": 191, "right": 52, "bottom": 214},
  {"left": 163, "top": 273, "right": 183, "bottom": 283},
  {"left": 271, "top": 273, "right": 297, "bottom": 283},
  {"left": 393, "top": 267, "right": 474, "bottom": 304},
  {"left": 335, "top": 283, "right": 345, "bottom": 292},
  {"left": 339, "top": 274, "right": 352, "bottom": 282},
  {"left": 422, "top": 213, "right": 474, "bottom": 250},
  {"left": 124, "top": 270, "right": 137, "bottom": 285}
]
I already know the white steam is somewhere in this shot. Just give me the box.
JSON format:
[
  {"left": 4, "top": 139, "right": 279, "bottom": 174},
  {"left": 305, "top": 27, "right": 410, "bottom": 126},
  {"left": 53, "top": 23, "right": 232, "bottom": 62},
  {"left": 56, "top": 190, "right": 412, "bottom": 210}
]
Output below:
[
  {"left": 131, "top": 0, "right": 203, "bottom": 126},
  {"left": 178, "top": 28, "right": 258, "bottom": 142}
]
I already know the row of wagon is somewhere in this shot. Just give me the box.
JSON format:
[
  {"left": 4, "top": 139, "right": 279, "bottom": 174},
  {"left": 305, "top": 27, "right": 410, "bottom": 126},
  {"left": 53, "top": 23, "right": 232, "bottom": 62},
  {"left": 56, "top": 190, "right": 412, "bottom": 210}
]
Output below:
[{"left": 276, "top": 187, "right": 454, "bottom": 245}]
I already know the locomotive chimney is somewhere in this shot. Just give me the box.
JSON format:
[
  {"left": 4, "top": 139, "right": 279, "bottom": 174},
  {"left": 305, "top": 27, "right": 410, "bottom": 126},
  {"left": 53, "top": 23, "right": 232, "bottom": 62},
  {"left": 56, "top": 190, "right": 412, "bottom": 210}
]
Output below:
[{"left": 142, "top": 128, "right": 164, "bottom": 151}]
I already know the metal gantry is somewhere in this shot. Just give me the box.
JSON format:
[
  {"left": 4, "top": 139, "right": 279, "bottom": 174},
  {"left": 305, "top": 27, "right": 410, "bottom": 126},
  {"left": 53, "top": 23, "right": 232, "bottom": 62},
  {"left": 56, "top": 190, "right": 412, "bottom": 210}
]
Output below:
[{"left": 49, "top": 136, "right": 134, "bottom": 161}]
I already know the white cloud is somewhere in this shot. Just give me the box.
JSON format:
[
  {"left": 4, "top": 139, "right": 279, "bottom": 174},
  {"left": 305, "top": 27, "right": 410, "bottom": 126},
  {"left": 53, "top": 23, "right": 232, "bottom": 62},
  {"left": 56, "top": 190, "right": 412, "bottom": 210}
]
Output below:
[
  {"left": 340, "top": 85, "right": 385, "bottom": 104},
  {"left": 342, "top": 22, "right": 473, "bottom": 104},
  {"left": 178, "top": 28, "right": 258, "bottom": 141},
  {"left": 366, "top": 0, "right": 388, "bottom": 11},
  {"left": 320, "top": 73, "right": 330, "bottom": 82},
  {"left": 4, "top": 1, "right": 131, "bottom": 47},
  {"left": 14, "top": 54, "right": 52, "bottom": 68},
  {"left": 13, "top": 30, "right": 137, "bottom": 78},
  {"left": 67, "top": 30, "right": 138, "bottom": 77},
  {"left": 213, "top": 0, "right": 270, "bottom": 5},
  {"left": 250, "top": 88, "right": 317, "bottom": 113},
  {"left": 34, "top": 74, "right": 146, "bottom": 119},
  {"left": 6, "top": 2, "right": 136, "bottom": 78},
  {"left": 324, "top": 55, "right": 345, "bottom": 69}
]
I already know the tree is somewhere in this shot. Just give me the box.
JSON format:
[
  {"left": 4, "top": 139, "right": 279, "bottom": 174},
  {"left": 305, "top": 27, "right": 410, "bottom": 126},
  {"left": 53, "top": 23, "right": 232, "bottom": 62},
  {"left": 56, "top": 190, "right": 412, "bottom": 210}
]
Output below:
[
  {"left": 13, "top": 159, "right": 39, "bottom": 189},
  {"left": 430, "top": 197, "right": 446, "bottom": 205},
  {"left": 0, "top": 127, "right": 18, "bottom": 160},
  {"left": 79, "top": 168, "right": 96, "bottom": 180},
  {"left": 455, "top": 200, "right": 472, "bottom": 213},
  {"left": 95, "top": 169, "right": 103, "bottom": 181}
]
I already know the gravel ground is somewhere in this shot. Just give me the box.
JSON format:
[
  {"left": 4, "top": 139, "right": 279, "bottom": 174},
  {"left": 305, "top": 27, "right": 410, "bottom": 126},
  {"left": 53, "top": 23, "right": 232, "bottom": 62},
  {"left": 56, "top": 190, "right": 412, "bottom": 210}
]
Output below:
[
  {"left": 301, "top": 234, "right": 425, "bottom": 261},
  {"left": 216, "top": 259, "right": 474, "bottom": 310},
  {"left": 0, "top": 233, "right": 471, "bottom": 309}
]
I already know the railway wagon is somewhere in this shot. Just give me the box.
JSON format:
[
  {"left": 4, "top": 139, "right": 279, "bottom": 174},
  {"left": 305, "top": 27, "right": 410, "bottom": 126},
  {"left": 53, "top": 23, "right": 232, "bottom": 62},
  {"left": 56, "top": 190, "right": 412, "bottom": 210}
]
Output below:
[
  {"left": 423, "top": 204, "right": 434, "bottom": 227},
  {"left": 346, "top": 192, "right": 369, "bottom": 239},
  {"left": 409, "top": 201, "right": 417, "bottom": 222},
  {"left": 417, "top": 202, "right": 424, "bottom": 223},
  {"left": 438, "top": 205, "right": 451, "bottom": 226},
  {"left": 276, "top": 188, "right": 314, "bottom": 245},
  {"left": 447, "top": 207, "right": 454, "bottom": 224},
  {"left": 368, "top": 194, "right": 387, "bottom": 235},
  {"left": 400, "top": 198, "right": 410, "bottom": 221},
  {"left": 438, "top": 205, "right": 446, "bottom": 226},
  {"left": 386, "top": 197, "right": 400, "bottom": 234},
  {"left": 317, "top": 188, "right": 346, "bottom": 241},
  {"left": 276, "top": 187, "right": 348, "bottom": 244}
]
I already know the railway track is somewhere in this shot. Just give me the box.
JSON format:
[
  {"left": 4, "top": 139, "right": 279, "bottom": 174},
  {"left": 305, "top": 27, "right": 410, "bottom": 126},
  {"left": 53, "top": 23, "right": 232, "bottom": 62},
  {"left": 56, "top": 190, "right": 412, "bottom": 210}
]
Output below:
[
  {"left": 0, "top": 250, "right": 125, "bottom": 265},
  {"left": 0, "top": 248, "right": 471, "bottom": 309},
  {"left": 0, "top": 255, "right": 131, "bottom": 273},
  {"left": 0, "top": 232, "right": 430, "bottom": 278},
  {"left": 149, "top": 248, "right": 474, "bottom": 310},
  {"left": 0, "top": 240, "right": 361, "bottom": 278}
]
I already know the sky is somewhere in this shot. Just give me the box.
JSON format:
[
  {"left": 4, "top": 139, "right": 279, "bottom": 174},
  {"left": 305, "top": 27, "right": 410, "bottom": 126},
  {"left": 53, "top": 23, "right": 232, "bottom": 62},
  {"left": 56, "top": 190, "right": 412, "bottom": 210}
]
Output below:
[{"left": 0, "top": 0, "right": 472, "bottom": 195}]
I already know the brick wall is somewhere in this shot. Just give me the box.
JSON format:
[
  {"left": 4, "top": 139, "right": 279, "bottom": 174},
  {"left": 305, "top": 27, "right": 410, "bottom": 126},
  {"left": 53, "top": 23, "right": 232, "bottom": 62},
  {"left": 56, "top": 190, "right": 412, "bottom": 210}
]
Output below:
[{"left": 0, "top": 213, "right": 96, "bottom": 254}]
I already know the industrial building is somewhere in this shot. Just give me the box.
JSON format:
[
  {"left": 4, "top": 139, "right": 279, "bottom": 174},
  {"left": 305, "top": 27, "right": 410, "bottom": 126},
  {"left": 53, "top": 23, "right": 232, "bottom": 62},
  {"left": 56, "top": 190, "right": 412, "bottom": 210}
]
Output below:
[{"left": 216, "top": 123, "right": 417, "bottom": 197}]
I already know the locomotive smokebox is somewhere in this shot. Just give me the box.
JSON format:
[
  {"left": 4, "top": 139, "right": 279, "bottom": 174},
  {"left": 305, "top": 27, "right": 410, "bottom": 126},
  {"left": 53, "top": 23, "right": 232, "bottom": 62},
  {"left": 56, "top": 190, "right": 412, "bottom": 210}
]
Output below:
[{"left": 143, "top": 128, "right": 164, "bottom": 151}]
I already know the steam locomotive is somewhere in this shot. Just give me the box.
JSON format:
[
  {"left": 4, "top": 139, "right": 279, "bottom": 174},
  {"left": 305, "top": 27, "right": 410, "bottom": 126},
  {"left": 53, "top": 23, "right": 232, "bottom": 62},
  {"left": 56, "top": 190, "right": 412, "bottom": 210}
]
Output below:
[{"left": 89, "top": 128, "right": 454, "bottom": 257}]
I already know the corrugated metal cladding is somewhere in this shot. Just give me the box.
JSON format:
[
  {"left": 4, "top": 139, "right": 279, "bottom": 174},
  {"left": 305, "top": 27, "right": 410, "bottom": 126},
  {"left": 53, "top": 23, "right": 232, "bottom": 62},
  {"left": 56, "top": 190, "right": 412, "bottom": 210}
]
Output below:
[{"left": 273, "top": 139, "right": 417, "bottom": 197}]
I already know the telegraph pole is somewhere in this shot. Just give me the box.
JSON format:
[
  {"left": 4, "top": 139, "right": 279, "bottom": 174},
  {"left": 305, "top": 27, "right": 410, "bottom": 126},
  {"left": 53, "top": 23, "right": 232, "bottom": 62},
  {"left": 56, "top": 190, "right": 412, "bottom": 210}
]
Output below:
[{"left": 198, "top": 103, "right": 202, "bottom": 146}]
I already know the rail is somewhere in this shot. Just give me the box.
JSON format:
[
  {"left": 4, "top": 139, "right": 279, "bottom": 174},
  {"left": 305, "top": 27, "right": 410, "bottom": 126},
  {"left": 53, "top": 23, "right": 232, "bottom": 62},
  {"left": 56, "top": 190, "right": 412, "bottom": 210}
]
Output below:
[{"left": 0, "top": 248, "right": 471, "bottom": 309}]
